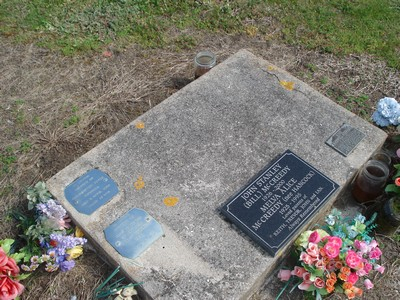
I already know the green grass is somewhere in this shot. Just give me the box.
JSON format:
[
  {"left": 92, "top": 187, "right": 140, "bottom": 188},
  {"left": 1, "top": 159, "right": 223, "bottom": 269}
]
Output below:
[
  {"left": 0, "top": 0, "right": 399, "bottom": 68},
  {"left": 271, "top": 0, "right": 400, "bottom": 69}
]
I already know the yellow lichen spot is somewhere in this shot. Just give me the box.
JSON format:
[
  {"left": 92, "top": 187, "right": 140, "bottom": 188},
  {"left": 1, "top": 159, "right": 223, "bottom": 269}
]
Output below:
[
  {"left": 163, "top": 196, "right": 179, "bottom": 207},
  {"left": 134, "top": 176, "right": 145, "bottom": 190},
  {"left": 280, "top": 80, "right": 295, "bottom": 91},
  {"left": 135, "top": 121, "right": 145, "bottom": 129},
  {"left": 245, "top": 25, "right": 258, "bottom": 37},
  {"left": 267, "top": 66, "right": 276, "bottom": 71}
]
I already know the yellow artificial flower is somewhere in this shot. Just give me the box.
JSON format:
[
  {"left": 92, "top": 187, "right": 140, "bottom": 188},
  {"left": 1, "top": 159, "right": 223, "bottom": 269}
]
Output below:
[
  {"left": 66, "top": 246, "right": 83, "bottom": 260},
  {"left": 75, "top": 227, "right": 85, "bottom": 238}
]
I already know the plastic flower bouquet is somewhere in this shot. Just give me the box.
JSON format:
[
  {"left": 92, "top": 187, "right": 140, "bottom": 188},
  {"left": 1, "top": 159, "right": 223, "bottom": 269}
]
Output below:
[
  {"left": 10, "top": 182, "right": 87, "bottom": 274},
  {"left": 277, "top": 209, "right": 384, "bottom": 299}
]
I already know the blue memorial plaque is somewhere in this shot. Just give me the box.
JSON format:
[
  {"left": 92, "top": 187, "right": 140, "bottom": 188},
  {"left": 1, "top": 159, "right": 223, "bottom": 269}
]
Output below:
[
  {"left": 64, "top": 169, "right": 119, "bottom": 215},
  {"left": 104, "top": 208, "right": 164, "bottom": 259},
  {"left": 221, "top": 150, "right": 339, "bottom": 256}
]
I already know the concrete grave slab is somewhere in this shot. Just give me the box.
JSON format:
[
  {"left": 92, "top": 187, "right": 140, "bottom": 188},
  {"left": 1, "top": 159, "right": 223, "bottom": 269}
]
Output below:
[{"left": 47, "top": 49, "right": 387, "bottom": 299}]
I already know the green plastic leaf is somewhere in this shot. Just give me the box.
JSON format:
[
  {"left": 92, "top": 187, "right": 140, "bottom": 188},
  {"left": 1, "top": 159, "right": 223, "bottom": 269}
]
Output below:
[
  {"left": 17, "top": 273, "right": 31, "bottom": 281},
  {"left": 318, "top": 288, "right": 329, "bottom": 296},
  {"left": 385, "top": 184, "right": 400, "bottom": 194},
  {"left": 0, "top": 239, "right": 15, "bottom": 254}
]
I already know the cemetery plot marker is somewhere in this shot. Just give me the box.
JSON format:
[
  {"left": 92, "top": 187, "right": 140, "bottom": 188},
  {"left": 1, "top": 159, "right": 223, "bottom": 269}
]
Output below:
[
  {"left": 104, "top": 208, "right": 164, "bottom": 259},
  {"left": 64, "top": 169, "right": 119, "bottom": 215},
  {"left": 326, "top": 123, "right": 365, "bottom": 157},
  {"left": 222, "top": 150, "right": 339, "bottom": 256}
]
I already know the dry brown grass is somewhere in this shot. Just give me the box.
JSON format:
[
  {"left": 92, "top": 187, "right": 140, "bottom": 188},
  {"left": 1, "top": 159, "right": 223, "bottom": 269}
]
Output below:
[{"left": 1, "top": 31, "right": 399, "bottom": 299}]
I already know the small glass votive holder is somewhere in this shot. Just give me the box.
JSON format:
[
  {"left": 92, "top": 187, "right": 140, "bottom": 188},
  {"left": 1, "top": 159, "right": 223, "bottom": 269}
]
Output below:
[{"left": 194, "top": 51, "right": 216, "bottom": 79}]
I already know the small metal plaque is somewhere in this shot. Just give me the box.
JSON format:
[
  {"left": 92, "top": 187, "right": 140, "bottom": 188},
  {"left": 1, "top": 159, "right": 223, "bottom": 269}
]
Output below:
[
  {"left": 221, "top": 150, "right": 339, "bottom": 256},
  {"left": 325, "top": 123, "right": 365, "bottom": 156},
  {"left": 64, "top": 169, "right": 119, "bottom": 215},
  {"left": 104, "top": 208, "right": 163, "bottom": 259}
]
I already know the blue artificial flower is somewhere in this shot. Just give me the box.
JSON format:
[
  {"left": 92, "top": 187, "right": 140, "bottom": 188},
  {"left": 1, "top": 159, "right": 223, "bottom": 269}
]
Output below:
[
  {"left": 372, "top": 111, "right": 391, "bottom": 127},
  {"left": 36, "top": 199, "right": 67, "bottom": 220},
  {"left": 354, "top": 214, "right": 366, "bottom": 224},
  {"left": 346, "top": 226, "right": 358, "bottom": 239},
  {"left": 372, "top": 97, "right": 400, "bottom": 126},
  {"left": 60, "top": 260, "right": 75, "bottom": 272},
  {"left": 325, "top": 215, "right": 335, "bottom": 226},
  {"left": 49, "top": 233, "right": 87, "bottom": 256}
]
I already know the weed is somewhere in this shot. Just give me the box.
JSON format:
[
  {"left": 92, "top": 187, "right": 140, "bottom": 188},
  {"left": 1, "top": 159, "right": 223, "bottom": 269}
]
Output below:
[
  {"left": 320, "top": 77, "right": 329, "bottom": 85},
  {"left": 20, "top": 141, "right": 32, "bottom": 153},
  {"left": 13, "top": 99, "right": 26, "bottom": 125},
  {"left": 64, "top": 115, "right": 80, "bottom": 128},
  {"left": 0, "top": 147, "right": 17, "bottom": 175},
  {"left": 33, "top": 116, "right": 41, "bottom": 124},
  {"left": 0, "top": 185, "right": 13, "bottom": 197},
  {"left": 306, "top": 63, "right": 317, "bottom": 73}
]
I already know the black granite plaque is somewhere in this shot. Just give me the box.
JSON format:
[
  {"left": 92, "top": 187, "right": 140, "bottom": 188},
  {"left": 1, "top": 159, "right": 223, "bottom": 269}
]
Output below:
[
  {"left": 64, "top": 169, "right": 119, "bottom": 215},
  {"left": 221, "top": 150, "right": 339, "bottom": 256},
  {"left": 325, "top": 123, "right": 365, "bottom": 156}
]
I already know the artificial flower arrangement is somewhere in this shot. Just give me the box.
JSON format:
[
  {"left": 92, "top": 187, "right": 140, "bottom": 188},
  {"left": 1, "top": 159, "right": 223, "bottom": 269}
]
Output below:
[
  {"left": 1, "top": 182, "right": 87, "bottom": 299},
  {"left": 277, "top": 209, "right": 384, "bottom": 300},
  {"left": 372, "top": 97, "right": 400, "bottom": 127}
]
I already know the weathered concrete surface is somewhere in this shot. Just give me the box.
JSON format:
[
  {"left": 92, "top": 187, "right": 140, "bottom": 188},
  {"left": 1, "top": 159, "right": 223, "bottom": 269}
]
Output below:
[{"left": 47, "top": 49, "right": 387, "bottom": 299}]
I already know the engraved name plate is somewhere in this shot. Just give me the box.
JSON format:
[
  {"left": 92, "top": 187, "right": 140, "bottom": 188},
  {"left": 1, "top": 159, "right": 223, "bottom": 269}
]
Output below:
[
  {"left": 221, "top": 150, "right": 339, "bottom": 256},
  {"left": 104, "top": 208, "right": 164, "bottom": 259},
  {"left": 325, "top": 123, "right": 365, "bottom": 156},
  {"left": 64, "top": 169, "right": 119, "bottom": 215}
]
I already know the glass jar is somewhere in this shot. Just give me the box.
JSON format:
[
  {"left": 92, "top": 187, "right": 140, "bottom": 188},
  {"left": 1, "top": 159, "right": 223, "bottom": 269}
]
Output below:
[
  {"left": 376, "top": 197, "right": 400, "bottom": 236},
  {"left": 371, "top": 150, "right": 391, "bottom": 168},
  {"left": 351, "top": 160, "right": 389, "bottom": 204},
  {"left": 194, "top": 51, "right": 216, "bottom": 79}
]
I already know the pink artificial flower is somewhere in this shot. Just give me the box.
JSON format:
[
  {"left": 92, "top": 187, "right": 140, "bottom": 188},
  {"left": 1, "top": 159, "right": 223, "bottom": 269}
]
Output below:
[
  {"left": 346, "top": 250, "right": 363, "bottom": 269},
  {"left": 309, "top": 231, "right": 321, "bottom": 244},
  {"left": 315, "top": 260, "right": 326, "bottom": 270},
  {"left": 291, "top": 266, "right": 307, "bottom": 278},
  {"left": 323, "top": 242, "right": 340, "bottom": 259},
  {"left": 354, "top": 240, "right": 368, "bottom": 253},
  {"left": 298, "top": 281, "right": 312, "bottom": 290},
  {"left": 374, "top": 264, "right": 385, "bottom": 274},
  {"left": 328, "top": 236, "right": 343, "bottom": 248},
  {"left": 300, "top": 252, "right": 314, "bottom": 265},
  {"left": 363, "top": 262, "right": 372, "bottom": 274},
  {"left": 327, "top": 260, "right": 336, "bottom": 271},
  {"left": 395, "top": 177, "right": 400, "bottom": 187},
  {"left": 314, "top": 277, "right": 325, "bottom": 289},
  {"left": 368, "top": 240, "right": 378, "bottom": 249},
  {"left": 278, "top": 269, "right": 291, "bottom": 281},
  {"left": 298, "top": 272, "right": 313, "bottom": 290},
  {"left": 356, "top": 269, "right": 367, "bottom": 277},
  {"left": 369, "top": 248, "right": 382, "bottom": 260},
  {"left": 306, "top": 243, "right": 320, "bottom": 258},
  {"left": 364, "top": 279, "right": 374, "bottom": 290},
  {"left": 347, "top": 272, "right": 359, "bottom": 285}
]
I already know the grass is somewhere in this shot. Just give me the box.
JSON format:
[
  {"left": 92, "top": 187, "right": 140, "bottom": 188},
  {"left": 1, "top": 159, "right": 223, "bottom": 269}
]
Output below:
[
  {"left": 271, "top": 0, "right": 400, "bottom": 69},
  {"left": 0, "top": 1, "right": 399, "bottom": 68}
]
